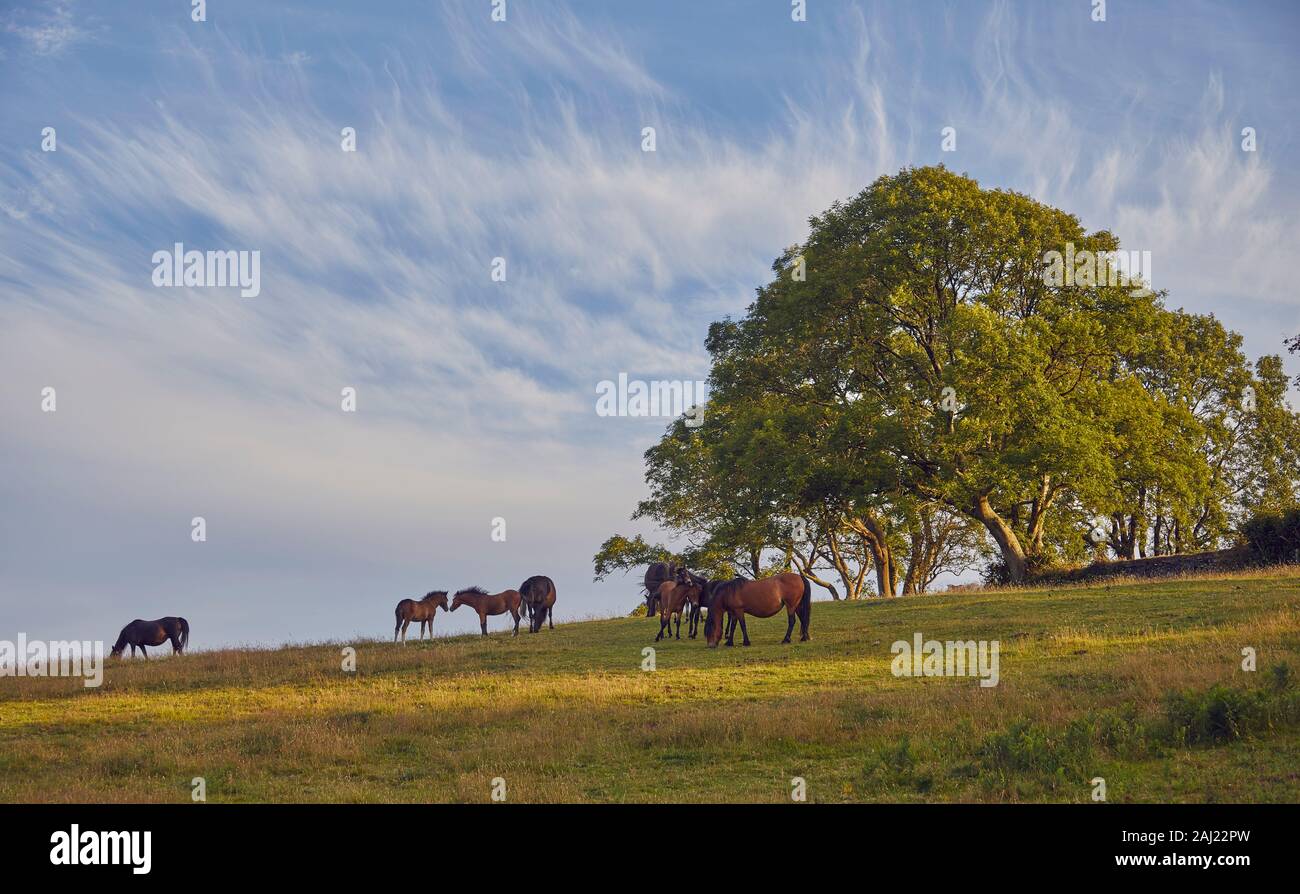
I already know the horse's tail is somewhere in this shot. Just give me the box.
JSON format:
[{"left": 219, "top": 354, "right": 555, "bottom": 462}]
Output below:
[
  {"left": 797, "top": 576, "right": 812, "bottom": 631},
  {"left": 179, "top": 617, "right": 190, "bottom": 652}
]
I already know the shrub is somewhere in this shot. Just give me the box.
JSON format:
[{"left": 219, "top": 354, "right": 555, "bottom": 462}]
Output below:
[
  {"left": 977, "top": 719, "right": 1093, "bottom": 788},
  {"left": 981, "top": 553, "right": 1053, "bottom": 586},
  {"left": 1240, "top": 507, "right": 1300, "bottom": 564},
  {"left": 1160, "top": 685, "right": 1262, "bottom": 745},
  {"left": 1158, "top": 670, "right": 1298, "bottom": 746}
]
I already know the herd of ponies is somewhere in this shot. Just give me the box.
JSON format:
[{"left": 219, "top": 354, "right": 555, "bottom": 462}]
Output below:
[{"left": 105, "top": 563, "right": 815, "bottom": 660}]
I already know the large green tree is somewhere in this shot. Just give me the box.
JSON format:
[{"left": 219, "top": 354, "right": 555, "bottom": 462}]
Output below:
[
  {"left": 598, "top": 166, "right": 1299, "bottom": 590},
  {"left": 707, "top": 166, "right": 1168, "bottom": 581}
]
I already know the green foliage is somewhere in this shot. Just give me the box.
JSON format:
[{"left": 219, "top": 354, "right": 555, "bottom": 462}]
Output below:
[
  {"left": 1158, "top": 673, "right": 1299, "bottom": 746},
  {"left": 1241, "top": 508, "right": 1300, "bottom": 564},
  {"left": 602, "top": 165, "right": 1300, "bottom": 589},
  {"left": 592, "top": 534, "right": 677, "bottom": 582},
  {"left": 866, "top": 735, "right": 934, "bottom": 793},
  {"left": 978, "top": 720, "right": 1094, "bottom": 790}
]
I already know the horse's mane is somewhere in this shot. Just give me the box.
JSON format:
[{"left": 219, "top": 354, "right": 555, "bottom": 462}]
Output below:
[
  {"left": 423, "top": 590, "right": 447, "bottom": 599},
  {"left": 714, "top": 577, "right": 746, "bottom": 598},
  {"left": 456, "top": 586, "right": 488, "bottom": 596}
]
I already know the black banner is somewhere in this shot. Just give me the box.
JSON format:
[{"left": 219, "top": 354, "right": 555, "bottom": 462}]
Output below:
[{"left": 4, "top": 803, "right": 1285, "bottom": 879}]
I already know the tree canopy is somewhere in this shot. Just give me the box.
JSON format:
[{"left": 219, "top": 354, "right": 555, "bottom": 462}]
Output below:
[{"left": 595, "top": 166, "right": 1300, "bottom": 591}]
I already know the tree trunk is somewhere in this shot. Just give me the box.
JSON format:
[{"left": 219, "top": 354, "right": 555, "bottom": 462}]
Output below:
[
  {"left": 1026, "top": 475, "right": 1056, "bottom": 553},
  {"left": 846, "top": 514, "right": 897, "bottom": 597},
  {"left": 970, "top": 494, "right": 1028, "bottom": 582},
  {"left": 902, "top": 534, "right": 922, "bottom": 595}
]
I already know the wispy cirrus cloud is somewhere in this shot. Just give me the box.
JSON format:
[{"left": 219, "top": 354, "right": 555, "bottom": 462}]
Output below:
[
  {"left": 1, "top": 0, "right": 1296, "bottom": 645},
  {"left": 3, "top": 1, "right": 90, "bottom": 56}
]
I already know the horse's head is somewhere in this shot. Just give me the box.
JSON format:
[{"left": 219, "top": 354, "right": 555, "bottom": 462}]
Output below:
[
  {"left": 704, "top": 579, "right": 743, "bottom": 647},
  {"left": 450, "top": 587, "right": 484, "bottom": 611},
  {"left": 686, "top": 571, "right": 709, "bottom": 596},
  {"left": 705, "top": 600, "right": 725, "bottom": 647},
  {"left": 425, "top": 591, "right": 449, "bottom": 610}
]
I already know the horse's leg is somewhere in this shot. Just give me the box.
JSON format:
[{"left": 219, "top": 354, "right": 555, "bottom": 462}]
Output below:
[
  {"left": 140, "top": 645, "right": 148, "bottom": 660},
  {"left": 130, "top": 643, "right": 136, "bottom": 659},
  {"left": 479, "top": 610, "right": 488, "bottom": 636},
  {"left": 738, "top": 615, "right": 751, "bottom": 646},
  {"left": 674, "top": 611, "right": 681, "bottom": 639},
  {"left": 783, "top": 610, "right": 796, "bottom": 644},
  {"left": 548, "top": 605, "right": 554, "bottom": 630},
  {"left": 724, "top": 613, "right": 736, "bottom": 647},
  {"left": 512, "top": 609, "right": 520, "bottom": 637},
  {"left": 656, "top": 617, "right": 666, "bottom": 641}
]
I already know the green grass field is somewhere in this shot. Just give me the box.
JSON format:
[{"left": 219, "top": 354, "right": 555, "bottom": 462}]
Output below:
[{"left": 3, "top": 570, "right": 1299, "bottom": 803}]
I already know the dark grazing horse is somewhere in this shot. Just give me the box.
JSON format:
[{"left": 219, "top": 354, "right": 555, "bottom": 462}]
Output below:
[
  {"left": 394, "top": 591, "right": 449, "bottom": 643},
  {"left": 519, "top": 575, "right": 557, "bottom": 633},
  {"left": 110, "top": 617, "right": 189, "bottom": 659},
  {"left": 706, "top": 573, "right": 811, "bottom": 647},
  {"left": 450, "top": 586, "right": 524, "bottom": 636}
]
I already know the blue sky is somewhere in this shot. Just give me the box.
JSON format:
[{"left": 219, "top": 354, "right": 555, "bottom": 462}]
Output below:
[{"left": 2, "top": 0, "right": 1298, "bottom": 647}]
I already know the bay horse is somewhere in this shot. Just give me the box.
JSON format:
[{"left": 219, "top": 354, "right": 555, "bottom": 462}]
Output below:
[
  {"left": 394, "top": 591, "right": 449, "bottom": 643},
  {"left": 110, "top": 617, "right": 189, "bottom": 659},
  {"left": 676, "top": 568, "right": 710, "bottom": 638},
  {"left": 654, "top": 578, "right": 701, "bottom": 642},
  {"left": 706, "top": 573, "right": 811, "bottom": 647},
  {"left": 519, "top": 575, "right": 557, "bottom": 633},
  {"left": 450, "top": 586, "right": 523, "bottom": 636},
  {"left": 643, "top": 561, "right": 680, "bottom": 617}
]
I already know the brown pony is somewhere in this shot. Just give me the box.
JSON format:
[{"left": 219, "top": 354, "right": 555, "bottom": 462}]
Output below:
[
  {"left": 394, "top": 591, "right": 449, "bottom": 643},
  {"left": 110, "top": 617, "right": 189, "bottom": 659},
  {"left": 450, "top": 586, "right": 523, "bottom": 636},
  {"left": 706, "top": 573, "right": 811, "bottom": 647},
  {"left": 675, "top": 568, "right": 710, "bottom": 638},
  {"left": 654, "top": 579, "right": 701, "bottom": 642},
  {"left": 643, "top": 561, "right": 680, "bottom": 617},
  {"left": 519, "top": 575, "right": 557, "bottom": 633}
]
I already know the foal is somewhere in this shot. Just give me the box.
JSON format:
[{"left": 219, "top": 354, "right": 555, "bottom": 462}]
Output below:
[
  {"left": 654, "top": 579, "right": 700, "bottom": 642},
  {"left": 394, "top": 591, "right": 449, "bottom": 643},
  {"left": 450, "top": 587, "right": 524, "bottom": 636},
  {"left": 676, "top": 568, "right": 709, "bottom": 638}
]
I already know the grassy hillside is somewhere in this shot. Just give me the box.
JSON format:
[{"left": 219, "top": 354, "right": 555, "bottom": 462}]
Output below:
[{"left": 3, "top": 571, "right": 1299, "bottom": 803}]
